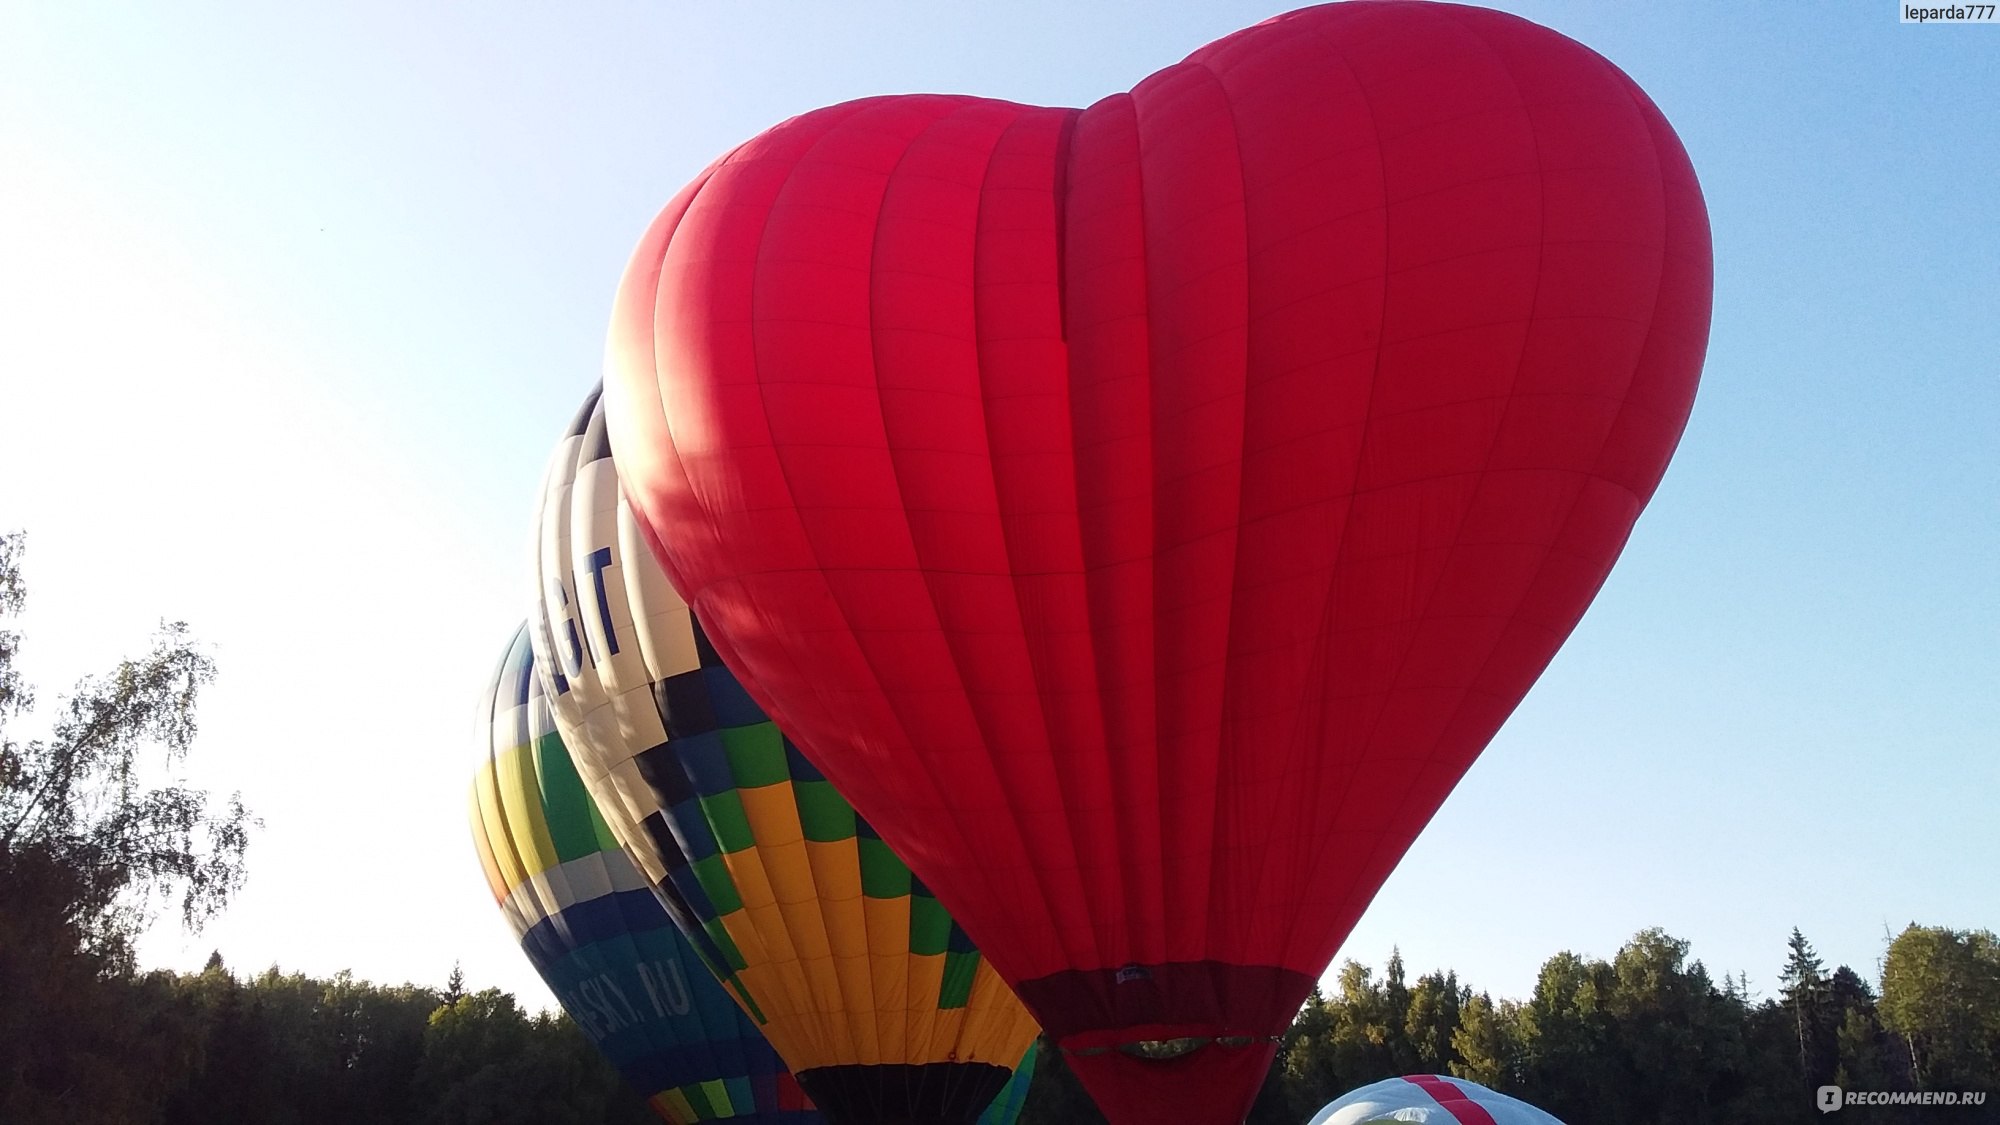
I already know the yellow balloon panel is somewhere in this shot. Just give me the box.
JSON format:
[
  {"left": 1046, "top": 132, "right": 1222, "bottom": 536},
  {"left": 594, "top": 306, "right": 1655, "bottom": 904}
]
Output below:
[{"left": 530, "top": 388, "right": 1039, "bottom": 1120}]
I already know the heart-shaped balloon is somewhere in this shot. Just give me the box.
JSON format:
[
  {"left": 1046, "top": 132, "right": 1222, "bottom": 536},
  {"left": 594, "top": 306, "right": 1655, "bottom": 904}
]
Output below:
[{"left": 604, "top": 3, "right": 1710, "bottom": 1122}]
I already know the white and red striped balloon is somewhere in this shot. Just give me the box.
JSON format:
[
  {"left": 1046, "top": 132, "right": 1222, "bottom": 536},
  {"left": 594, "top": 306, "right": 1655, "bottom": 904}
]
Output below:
[{"left": 1307, "top": 1075, "right": 1564, "bottom": 1125}]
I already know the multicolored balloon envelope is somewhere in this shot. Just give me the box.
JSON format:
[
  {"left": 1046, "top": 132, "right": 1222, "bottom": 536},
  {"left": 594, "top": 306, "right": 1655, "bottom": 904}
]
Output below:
[
  {"left": 1307, "top": 1075, "right": 1565, "bottom": 1125},
  {"left": 975, "top": 1041, "right": 1037, "bottom": 1125},
  {"left": 529, "top": 390, "right": 1042, "bottom": 1125},
  {"left": 471, "top": 623, "right": 819, "bottom": 1123},
  {"left": 600, "top": 2, "right": 1712, "bottom": 1123}
]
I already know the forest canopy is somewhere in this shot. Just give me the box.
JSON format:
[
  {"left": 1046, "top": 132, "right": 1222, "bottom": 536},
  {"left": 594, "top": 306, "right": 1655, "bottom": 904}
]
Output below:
[{"left": 1, "top": 927, "right": 1994, "bottom": 1125}]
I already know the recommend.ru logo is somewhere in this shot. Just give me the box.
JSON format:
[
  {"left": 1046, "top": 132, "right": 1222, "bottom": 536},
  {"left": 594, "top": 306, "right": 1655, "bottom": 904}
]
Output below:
[{"left": 1817, "top": 1084, "right": 1991, "bottom": 1112}]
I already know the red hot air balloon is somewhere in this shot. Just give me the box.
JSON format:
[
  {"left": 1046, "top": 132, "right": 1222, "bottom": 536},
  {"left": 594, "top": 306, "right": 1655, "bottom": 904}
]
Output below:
[{"left": 603, "top": 4, "right": 1712, "bottom": 1123}]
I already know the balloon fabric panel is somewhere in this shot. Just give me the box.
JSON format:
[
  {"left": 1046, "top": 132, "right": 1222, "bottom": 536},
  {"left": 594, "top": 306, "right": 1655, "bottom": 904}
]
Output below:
[
  {"left": 974, "top": 1041, "right": 1037, "bottom": 1125},
  {"left": 530, "top": 393, "right": 1041, "bottom": 1125},
  {"left": 1307, "top": 1074, "right": 1565, "bottom": 1125},
  {"left": 471, "top": 624, "right": 820, "bottom": 1123},
  {"left": 603, "top": 3, "right": 1710, "bottom": 1123}
]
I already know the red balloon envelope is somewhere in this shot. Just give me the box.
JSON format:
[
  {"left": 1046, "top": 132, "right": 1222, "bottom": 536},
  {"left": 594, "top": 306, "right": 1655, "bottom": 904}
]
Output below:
[{"left": 604, "top": 3, "right": 1711, "bottom": 1122}]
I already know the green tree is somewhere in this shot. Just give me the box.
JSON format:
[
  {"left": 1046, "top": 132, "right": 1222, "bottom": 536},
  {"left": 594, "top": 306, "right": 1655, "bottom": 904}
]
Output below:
[
  {"left": 321, "top": 971, "right": 444, "bottom": 1123},
  {"left": 1277, "top": 986, "right": 1343, "bottom": 1117},
  {"left": 1381, "top": 949, "right": 1417, "bottom": 1074},
  {"left": 1519, "top": 950, "right": 1620, "bottom": 1121},
  {"left": 0, "top": 535, "right": 253, "bottom": 948},
  {"left": 1778, "top": 927, "right": 1836, "bottom": 1089},
  {"left": 0, "top": 531, "right": 254, "bottom": 1123},
  {"left": 1834, "top": 1002, "right": 1897, "bottom": 1093},
  {"left": 413, "top": 989, "right": 643, "bottom": 1125},
  {"left": 1450, "top": 990, "right": 1524, "bottom": 1089},
  {"left": 158, "top": 958, "right": 279, "bottom": 1125},
  {"left": 1404, "top": 968, "right": 1467, "bottom": 1075},
  {"left": 1820, "top": 962, "right": 1899, "bottom": 1097},
  {"left": 1326, "top": 958, "right": 1403, "bottom": 1085},
  {"left": 1735, "top": 995, "right": 1814, "bottom": 1123},
  {"left": 1604, "top": 929, "right": 1746, "bottom": 1123},
  {"left": 1879, "top": 924, "right": 2000, "bottom": 1090}
]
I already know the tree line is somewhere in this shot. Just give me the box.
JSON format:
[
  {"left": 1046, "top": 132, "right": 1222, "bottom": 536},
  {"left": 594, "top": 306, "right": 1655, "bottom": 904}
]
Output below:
[
  {"left": 3, "top": 924, "right": 1994, "bottom": 1125},
  {"left": 1021, "top": 925, "right": 2000, "bottom": 1125},
  {"left": 0, "top": 952, "right": 658, "bottom": 1125}
]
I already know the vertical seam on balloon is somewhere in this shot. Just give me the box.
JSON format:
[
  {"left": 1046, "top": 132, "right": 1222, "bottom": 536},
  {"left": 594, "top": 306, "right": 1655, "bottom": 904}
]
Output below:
[
  {"left": 507, "top": 627, "right": 570, "bottom": 955},
  {"left": 725, "top": 723, "right": 841, "bottom": 1067},
  {"left": 892, "top": 105, "right": 1064, "bottom": 1080},
  {"left": 605, "top": 490, "right": 759, "bottom": 1013},
  {"left": 626, "top": 157, "right": 727, "bottom": 612},
  {"left": 1341, "top": 13, "right": 1674, "bottom": 975},
  {"left": 1305, "top": 6, "right": 1561, "bottom": 971},
  {"left": 974, "top": 105, "right": 1104, "bottom": 983},
  {"left": 473, "top": 626, "right": 516, "bottom": 898},
  {"left": 480, "top": 620, "right": 732, "bottom": 1096},
  {"left": 1060, "top": 93, "right": 1140, "bottom": 1013},
  {"left": 617, "top": 894, "right": 674, "bottom": 1101},
  {"left": 708, "top": 111, "right": 879, "bottom": 1071},
  {"left": 1128, "top": 75, "right": 1175, "bottom": 982},
  {"left": 613, "top": 154, "right": 800, "bottom": 1034},
  {"left": 1248, "top": 9, "right": 1396, "bottom": 979},
  {"left": 849, "top": 98, "right": 1027, "bottom": 1076},
  {"left": 477, "top": 716, "right": 531, "bottom": 930},
  {"left": 842, "top": 815, "right": 884, "bottom": 1076},
  {"left": 544, "top": 384, "right": 604, "bottom": 728},
  {"left": 1052, "top": 112, "right": 1077, "bottom": 343},
  {"left": 742, "top": 96, "right": 1000, "bottom": 1077},
  {"left": 530, "top": 428, "right": 584, "bottom": 795},
  {"left": 1046, "top": 95, "right": 1111, "bottom": 994},
  {"left": 513, "top": 627, "right": 557, "bottom": 879},
  {"left": 1601, "top": 60, "right": 1697, "bottom": 490},
  {"left": 1183, "top": 53, "right": 1258, "bottom": 1008},
  {"left": 685, "top": 629, "right": 852, "bottom": 1061},
  {"left": 956, "top": 103, "right": 1094, "bottom": 1075},
  {"left": 1088, "top": 89, "right": 1152, "bottom": 988},
  {"left": 529, "top": 653, "right": 579, "bottom": 951},
  {"left": 1433, "top": 16, "right": 1674, "bottom": 707},
  {"left": 564, "top": 386, "right": 784, "bottom": 1042},
  {"left": 623, "top": 134, "right": 847, "bottom": 995}
]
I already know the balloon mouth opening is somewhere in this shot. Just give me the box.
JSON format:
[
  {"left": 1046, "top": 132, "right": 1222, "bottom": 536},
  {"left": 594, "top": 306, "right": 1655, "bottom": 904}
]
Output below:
[
  {"left": 1065, "top": 1034, "right": 1281, "bottom": 1061},
  {"left": 1118, "top": 1037, "right": 1206, "bottom": 1060}
]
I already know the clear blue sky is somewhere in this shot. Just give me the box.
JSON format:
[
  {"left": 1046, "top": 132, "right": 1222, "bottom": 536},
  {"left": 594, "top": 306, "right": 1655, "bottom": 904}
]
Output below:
[{"left": 1, "top": 1, "right": 1993, "bottom": 1014}]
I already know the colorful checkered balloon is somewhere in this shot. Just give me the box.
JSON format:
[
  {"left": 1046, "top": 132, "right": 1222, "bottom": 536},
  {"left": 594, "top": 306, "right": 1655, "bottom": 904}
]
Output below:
[
  {"left": 529, "top": 388, "right": 1041, "bottom": 1125},
  {"left": 471, "top": 622, "right": 818, "bottom": 1123}
]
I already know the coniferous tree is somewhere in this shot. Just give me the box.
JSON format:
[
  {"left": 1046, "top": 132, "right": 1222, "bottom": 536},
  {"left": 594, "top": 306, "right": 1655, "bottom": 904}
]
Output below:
[
  {"left": 1277, "top": 985, "right": 1343, "bottom": 1114},
  {"left": 1382, "top": 948, "right": 1416, "bottom": 1074},
  {"left": 1604, "top": 929, "right": 1746, "bottom": 1123},
  {"left": 1778, "top": 927, "right": 1836, "bottom": 1088},
  {"left": 1520, "top": 950, "right": 1620, "bottom": 1122},
  {"left": 1450, "top": 991, "right": 1525, "bottom": 1089},
  {"left": 1404, "top": 969, "right": 1467, "bottom": 1075},
  {"left": 1328, "top": 959, "right": 1399, "bottom": 1087}
]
